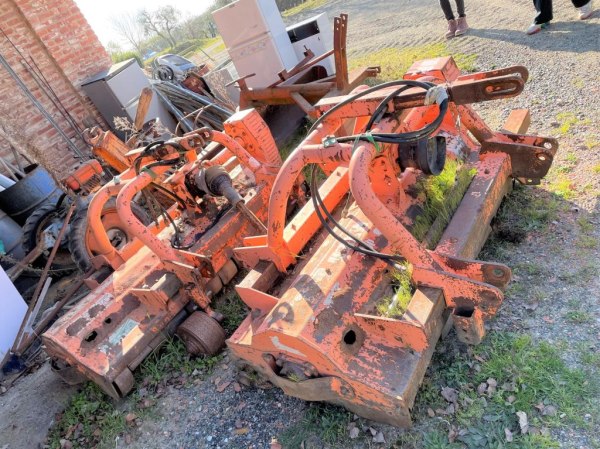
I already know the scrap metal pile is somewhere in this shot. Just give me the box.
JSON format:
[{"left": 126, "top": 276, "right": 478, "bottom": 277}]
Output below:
[
  {"left": 154, "top": 81, "right": 234, "bottom": 133},
  {"left": 41, "top": 55, "right": 556, "bottom": 426}
]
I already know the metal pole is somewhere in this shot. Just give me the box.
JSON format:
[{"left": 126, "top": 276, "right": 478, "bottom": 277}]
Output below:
[
  {"left": 161, "top": 82, "right": 234, "bottom": 116},
  {"left": 0, "top": 51, "right": 87, "bottom": 159},
  {"left": 12, "top": 201, "right": 76, "bottom": 356},
  {"left": 21, "top": 60, "right": 85, "bottom": 139},
  {"left": 154, "top": 87, "right": 195, "bottom": 133}
]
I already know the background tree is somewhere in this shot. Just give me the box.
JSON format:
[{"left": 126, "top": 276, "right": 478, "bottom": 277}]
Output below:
[
  {"left": 138, "top": 6, "right": 180, "bottom": 48},
  {"left": 156, "top": 6, "right": 180, "bottom": 46},
  {"left": 105, "top": 41, "right": 123, "bottom": 54},
  {"left": 110, "top": 13, "right": 145, "bottom": 55}
]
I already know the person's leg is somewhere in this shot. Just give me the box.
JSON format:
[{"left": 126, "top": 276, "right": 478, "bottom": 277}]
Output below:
[
  {"left": 455, "top": 0, "right": 466, "bottom": 17},
  {"left": 527, "top": 0, "right": 552, "bottom": 34},
  {"left": 572, "top": 0, "right": 594, "bottom": 19},
  {"left": 439, "top": 0, "right": 455, "bottom": 20},
  {"left": 533, "top": 0, "right": 553, "bottom": 24},
  {"left": 572, "top": 0, "right": 589, "bottom": 7},
  {"left": 440, "top": 0, "right": 458, "bottom": 38},
  {"left": 454, "top": 0, "right": 468, "bottom": 35}
]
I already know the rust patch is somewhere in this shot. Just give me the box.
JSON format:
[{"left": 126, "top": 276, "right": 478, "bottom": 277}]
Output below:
[
  {"left": 332, "top": 286, "right": 353, "bottom": 315},
  {"left": 88, "top": 304, "right": 104, "bottom": 319},
  {"left": 79, "top": 295, "right": 142, "bottom": 348},
  {"left": 66, "top": 318, "right": 88, "bottom": 337},
  {"left": 314, "top": 308, "right": 342, "bottom": 343}
]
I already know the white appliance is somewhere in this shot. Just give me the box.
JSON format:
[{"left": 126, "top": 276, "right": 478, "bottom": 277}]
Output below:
[
  {"left": 213, "top": 0, "right": 299, "bottom": 88},
  {"left": 287, "top": 13, "right": 334, "bottom": 76},
  {"left": 81, "top": 59, "right": 176, "bottom": 139},
  {"left": 0, "top": 267, "right": 27, "bottom": 366}
]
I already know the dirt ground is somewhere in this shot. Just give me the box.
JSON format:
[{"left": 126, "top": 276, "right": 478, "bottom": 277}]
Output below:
[{"left": 1, "top": 0, "right": 599, "bottom": 448}]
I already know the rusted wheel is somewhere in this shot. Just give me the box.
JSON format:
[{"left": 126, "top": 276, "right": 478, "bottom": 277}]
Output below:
[
  {"left": 177, "top": 311, "right": 226, "bottom": 356},
  {"left": 22, "top": 203, "right": 77, "bottom": 273},
  {"left": 68, "top": 198, "right": 150, "bottom": 272},
  {"left": 109, "top": 367, "right": 135, "bottom": 398}
]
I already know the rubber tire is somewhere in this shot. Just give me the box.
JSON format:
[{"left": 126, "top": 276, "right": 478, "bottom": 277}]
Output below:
[
  {"left": 21, "top": 202, "right": 77, "bottom": 273},
  {"left": 154, "top": 65, "right": 174, "bottom": 81},
  {"left": 68, "top": 198, "right": 151, "bottom": 272},
  {"left": 177, "top": 311, "right": 226, "bottom": 356}
]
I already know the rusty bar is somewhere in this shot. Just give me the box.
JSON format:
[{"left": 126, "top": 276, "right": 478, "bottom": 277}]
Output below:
[{"left": 12, "top": 201, "right": 76, "bottom": 355}]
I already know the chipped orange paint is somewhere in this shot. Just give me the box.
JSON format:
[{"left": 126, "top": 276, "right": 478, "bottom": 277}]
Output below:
[
  {"left": 229, "top": 57, "right": 558, "bottom": 427},
  {"left": 43, "top": 110, "right": 282, "bottom": 398}
]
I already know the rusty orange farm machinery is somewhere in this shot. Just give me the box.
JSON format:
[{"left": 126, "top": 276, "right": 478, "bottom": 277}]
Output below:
[
  {"left": 42, "top": 109, "right": 284, "bottom": 397},
  {"left": 227, "top": 57, "right": 557, "bottom": 426},
  {"left": 41, "top": 54, "right": 556, "bottom": 426}
]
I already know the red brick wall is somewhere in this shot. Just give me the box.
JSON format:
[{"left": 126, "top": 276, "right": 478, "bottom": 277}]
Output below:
[{"left": 0, "top": 0, "right": 111, "bottom": 173}]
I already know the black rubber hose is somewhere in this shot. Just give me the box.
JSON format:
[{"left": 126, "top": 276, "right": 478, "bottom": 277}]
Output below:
[{"left": 306, "top": 79, "right": 448, "bottom": 263}]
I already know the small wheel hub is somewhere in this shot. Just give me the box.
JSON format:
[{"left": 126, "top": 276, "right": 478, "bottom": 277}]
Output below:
[{"left": 106, "top": 228, "right": 128, "bottom": 249}]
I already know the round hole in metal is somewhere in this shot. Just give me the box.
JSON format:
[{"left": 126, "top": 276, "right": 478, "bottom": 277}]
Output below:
[{"left": 343, "top": 330, "right": 357, "bottom": 345}]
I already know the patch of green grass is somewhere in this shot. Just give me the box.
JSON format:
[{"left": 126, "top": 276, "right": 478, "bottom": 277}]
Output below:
[
  {"left": 577, "top": 216, "right": 594, "bottom": 233},
  {"left": 209, "top": 40, "right": 226, "bottom": 55},
  {"left": 410, "top": 333, "right": 599, "bottom": 449},
  {"left": 564, "top": 310, "right": 593, "bottom": 324},
  {"left": 278, "top": 119, "right": 312, "bottom": 161},
  {"left": 565, "top": 152, "right": 578, "bottom": 164},
  {"left": 547, "top": 176, "right": 578, "bottom": 200},
  {"left": 411, "top": 159, "right": 476, "bottom": 244},
  {"left": 473, "top": 334, "right": 596, "bottom": 426},
  {"left": 577, "top": 234, "right": 598, "bottom": 249},
  {"left": 513, "top": 261, "right": 544, "bottom": 276},
  {"left": 555, "top": 112, "right": 578, "bottom": 135},
  {"left": 47, "top": 383, "right": 127, "bottom": 449},
  {"left": 377, "top": 262, "right": 413, "bottom": 318},
  {"left": 282, "top": 0, "right": 328, "bottom": 17},
  {"left": 48, "top": 338, "right": 220, "bottom": 448},
  {"left": 145, "top": 36, "right": 224, "bottom": 66},
  {"left": 279, "top": 403, "right": 352, "bottom": 448},
  {"left": 559, "top": 264, "right": 600, "bottom": 284},
  {"left": 277, "top": 119, "right": 329, "bottom": 186},
  {"left": 585, "top": 138, "right": 600, "bottom": 150},
  {"left": 480, "top": 186, "right": 561, "bottom": 260},
  {"left": 349, "top": 43, "right": 477, "bottom": 83},
  {"left": 213, "top": 287, "right": 249, "bottom": 334},
  {"left": 555, "top": 112, "right": 591, "bottom": 136},
  {"left": 184, "top": 36, "right": 226, "bottom": 58},
  {"left": 581, "top": 350, "right": 600, "bottom": 369},
  {"left": 139, "top": 338, "right": 221, "bottom": 387}
]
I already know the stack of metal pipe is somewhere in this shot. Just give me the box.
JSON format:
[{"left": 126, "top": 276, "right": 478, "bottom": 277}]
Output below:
[{"left": 154, "top": 82, "right": 235, "bottom": 133}]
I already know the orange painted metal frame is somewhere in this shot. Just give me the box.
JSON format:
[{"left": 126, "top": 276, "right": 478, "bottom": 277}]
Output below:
[
  {"left": 43, "top": 110, "right": 282, "bottom": 398},
  {"left": 229, "top": 57, "right": 557, "bottom": 426}
]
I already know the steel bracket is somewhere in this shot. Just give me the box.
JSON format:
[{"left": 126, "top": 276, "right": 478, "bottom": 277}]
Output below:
[{"left": 481, "top": 133, "right": 558, "bottom": 184}]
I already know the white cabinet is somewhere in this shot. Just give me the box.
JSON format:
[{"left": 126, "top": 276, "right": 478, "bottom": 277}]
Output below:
[{"left": 213, "top": 0, "right": 299, "bottom": 88}]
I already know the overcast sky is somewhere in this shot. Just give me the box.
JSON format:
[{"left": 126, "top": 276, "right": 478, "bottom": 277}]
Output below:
[{"left": 74, "top": 0, "right": 215, "bottom": 47}]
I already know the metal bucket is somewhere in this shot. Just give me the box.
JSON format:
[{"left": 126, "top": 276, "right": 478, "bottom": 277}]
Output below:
[
  {"left": 0, "top": 164, "right": 63, "bottom": 226},
  {"left": 0, "top": 209, "right": 24, "bottom": 260}
]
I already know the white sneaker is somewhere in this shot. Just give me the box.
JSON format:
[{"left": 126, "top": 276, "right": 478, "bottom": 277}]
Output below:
[
  {"left": 578, "top": 0, "right": 594, "bottom": 19},
  {"left": 526, "top": 22, "right": 548, "bottom": 35}
]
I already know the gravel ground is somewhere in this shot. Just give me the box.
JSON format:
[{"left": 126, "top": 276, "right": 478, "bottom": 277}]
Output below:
[{"left": 2, "top": 1, "right": 599, "bottom": 448}]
